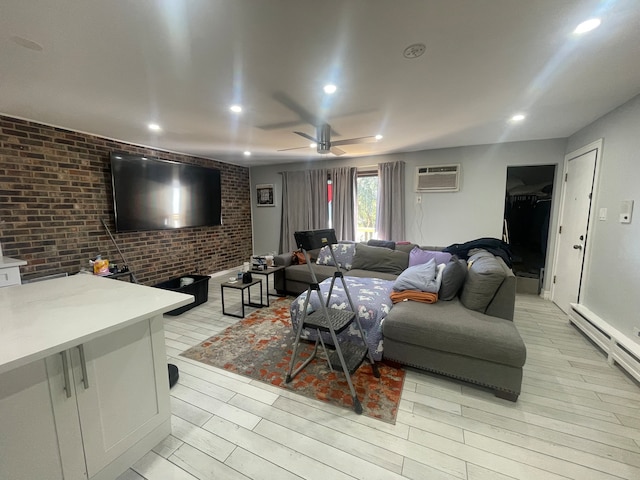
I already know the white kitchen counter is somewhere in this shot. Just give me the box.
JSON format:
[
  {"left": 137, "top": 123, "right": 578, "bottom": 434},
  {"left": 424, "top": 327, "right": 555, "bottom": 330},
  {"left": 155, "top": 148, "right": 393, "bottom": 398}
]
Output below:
[
  {"left": 0, "top": 274, "right": 193, "bottom": 375},
  {"left": 0, "top": 256, "right": 27, "bottom": 269}
]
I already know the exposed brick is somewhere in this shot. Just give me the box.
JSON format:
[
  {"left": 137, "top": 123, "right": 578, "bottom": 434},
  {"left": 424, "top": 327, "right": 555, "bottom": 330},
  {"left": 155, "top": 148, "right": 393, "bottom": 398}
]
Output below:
[{"left": 0, "top": 114, "right": 253, "bottom": 284}]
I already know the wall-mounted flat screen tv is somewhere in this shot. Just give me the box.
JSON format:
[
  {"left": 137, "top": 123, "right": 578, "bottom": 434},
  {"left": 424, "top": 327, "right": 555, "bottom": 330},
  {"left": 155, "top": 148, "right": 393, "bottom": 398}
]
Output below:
[{"left": 110, "top": 152, "right": 222, "bottom": 232}]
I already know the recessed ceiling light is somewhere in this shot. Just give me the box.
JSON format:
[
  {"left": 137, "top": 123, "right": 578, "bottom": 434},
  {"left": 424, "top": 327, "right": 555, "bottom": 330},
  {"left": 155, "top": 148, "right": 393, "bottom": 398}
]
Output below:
[
  {"left": 243, "top": 151, "right": 251, "bottom": 156},
  {"left": 323, "top": 84, "right": 337, "bottom": 94},
  {"left": 375, "top": 134, "right": 383, "bottom": 140},
  {"left": 574, "top": 18, "right": 601, "bottom": 35},
  {"left": 310, "top": 142, "right": 317, "bottom": 148},
  {"left": 230, "top": 105, "right": 242, "bottom": 113},
  {"left": 148, "top": 123, "right": 161, "bottom": 131},
  {"left": 510, "top": 114, "right": 526, "bottom": 122}
]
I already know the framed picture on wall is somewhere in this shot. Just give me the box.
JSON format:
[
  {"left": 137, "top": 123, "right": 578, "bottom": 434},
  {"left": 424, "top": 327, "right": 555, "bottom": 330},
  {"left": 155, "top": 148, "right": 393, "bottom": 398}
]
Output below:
[{"left": 256, "top": 184, "right": 275, "bottom": 207}]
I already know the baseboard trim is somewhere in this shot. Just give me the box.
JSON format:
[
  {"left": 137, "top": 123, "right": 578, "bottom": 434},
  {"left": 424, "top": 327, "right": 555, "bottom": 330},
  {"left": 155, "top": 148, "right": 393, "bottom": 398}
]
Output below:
[{"left": 569, "top": 303, "right": 640, "bottom": 383}]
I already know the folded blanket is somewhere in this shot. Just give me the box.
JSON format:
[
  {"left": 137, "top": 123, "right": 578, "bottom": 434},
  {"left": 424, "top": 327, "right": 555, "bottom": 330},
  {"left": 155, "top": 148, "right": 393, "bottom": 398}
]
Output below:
[{"left": 390, "top": 290, "right": 438, "bottom": 304}]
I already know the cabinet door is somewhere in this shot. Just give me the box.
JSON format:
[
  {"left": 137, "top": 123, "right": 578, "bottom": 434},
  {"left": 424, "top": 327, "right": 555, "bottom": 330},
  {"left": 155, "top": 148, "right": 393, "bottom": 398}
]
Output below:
[
  {"left": 71, "top": 315, "right": 170, "bottom": 478},
  {"left": 0, "top": 357, "right": 82, "bottom": 480}
]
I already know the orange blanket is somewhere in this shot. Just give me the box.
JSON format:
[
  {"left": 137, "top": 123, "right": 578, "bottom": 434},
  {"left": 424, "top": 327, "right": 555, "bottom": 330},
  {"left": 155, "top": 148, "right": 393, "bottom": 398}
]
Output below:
[{"left": 390, "top": 290, "right": 438, "bottom": 304}]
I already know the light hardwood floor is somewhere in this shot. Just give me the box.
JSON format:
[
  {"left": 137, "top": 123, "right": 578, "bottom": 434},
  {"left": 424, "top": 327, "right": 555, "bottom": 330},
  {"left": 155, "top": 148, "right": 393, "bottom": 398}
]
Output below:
[{"left": 118, "top": 276, "right": 640, "bottom": 480}]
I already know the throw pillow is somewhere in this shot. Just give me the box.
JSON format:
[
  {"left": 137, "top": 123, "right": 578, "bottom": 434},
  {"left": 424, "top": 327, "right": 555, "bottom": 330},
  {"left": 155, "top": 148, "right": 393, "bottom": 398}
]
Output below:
[
  {"left": 408, "top": 246, "right": 452, "bottom": 268},
  {"left": 351, "top": 243, "right": 409, "bottom": 275},
  {"left": 439, "top": 257, "right": 467, "bottom": 300},
  {"left": 459, "top": 254, "right": 506, "bottom": 312},
  {"left": 393, "top": 259, "right": 436, "bottom": 292},
  {"left": 393, "top": 259, "right": 446, "bottom": 293},
  {"left": 367, "top": 239, "right": 396, "bottom": 250},
  {"left": 315, "top": 243, "right": 356, "bottom": 270}
]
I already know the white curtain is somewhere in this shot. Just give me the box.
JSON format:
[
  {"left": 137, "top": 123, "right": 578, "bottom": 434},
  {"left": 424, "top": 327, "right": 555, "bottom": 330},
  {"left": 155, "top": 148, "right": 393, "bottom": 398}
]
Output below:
[
  {"left": 279, "top": 169, "right": 328, "bottom": 253},
  {"left": 329, "top": 166, "right": 357, "bottom": 241},
  {"left": 375, "top": 161, "right": 405, "bottom": 241}
]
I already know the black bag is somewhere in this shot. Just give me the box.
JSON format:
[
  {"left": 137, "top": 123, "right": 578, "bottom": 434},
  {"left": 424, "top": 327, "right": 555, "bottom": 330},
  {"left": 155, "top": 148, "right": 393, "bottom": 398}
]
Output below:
[{"left": 242, "top": 272, "right": 253, "bottom": 283}]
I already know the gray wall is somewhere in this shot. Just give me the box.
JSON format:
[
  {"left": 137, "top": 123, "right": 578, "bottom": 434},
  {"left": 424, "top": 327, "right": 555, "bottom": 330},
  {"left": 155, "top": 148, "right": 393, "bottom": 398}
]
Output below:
[
  {"left": 250, "top": 138, "right": 567, "bottom": 288},
  {"left": 566, "top": 94, "right": 640, "bottom": 340}
]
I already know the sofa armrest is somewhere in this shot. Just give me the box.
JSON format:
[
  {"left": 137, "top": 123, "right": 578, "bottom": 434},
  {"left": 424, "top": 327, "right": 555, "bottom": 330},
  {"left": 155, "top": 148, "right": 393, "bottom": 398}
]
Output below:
[
  {"left": 485, "top": 258, "right": 516, "bottom": 321},
  {"left": 274, "top": 253, "right": 293, "bottom": 268}
]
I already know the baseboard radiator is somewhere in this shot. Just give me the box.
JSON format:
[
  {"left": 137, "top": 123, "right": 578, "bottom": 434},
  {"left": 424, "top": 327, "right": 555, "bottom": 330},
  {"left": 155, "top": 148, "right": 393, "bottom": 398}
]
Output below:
[{"left": 569, "top": 303, "right": 640, "bottom": 383}]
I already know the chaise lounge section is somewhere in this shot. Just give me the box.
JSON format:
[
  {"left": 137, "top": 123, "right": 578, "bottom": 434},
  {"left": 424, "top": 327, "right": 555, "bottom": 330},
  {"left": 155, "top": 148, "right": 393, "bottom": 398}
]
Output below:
[{"left": 275, "top": 240, "right": 527, "bottom": 400}]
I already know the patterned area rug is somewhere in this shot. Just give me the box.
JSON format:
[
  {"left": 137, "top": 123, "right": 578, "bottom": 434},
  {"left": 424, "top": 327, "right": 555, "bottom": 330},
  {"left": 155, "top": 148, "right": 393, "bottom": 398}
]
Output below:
[{"left": 180, "top": 297, "right": 405, "bottom": 424}]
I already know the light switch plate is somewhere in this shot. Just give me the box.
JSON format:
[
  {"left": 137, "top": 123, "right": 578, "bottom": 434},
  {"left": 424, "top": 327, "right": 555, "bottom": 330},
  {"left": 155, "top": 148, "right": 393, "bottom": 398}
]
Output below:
[{"left": 599, "top": 208, "right": 607, "bottom": 221}]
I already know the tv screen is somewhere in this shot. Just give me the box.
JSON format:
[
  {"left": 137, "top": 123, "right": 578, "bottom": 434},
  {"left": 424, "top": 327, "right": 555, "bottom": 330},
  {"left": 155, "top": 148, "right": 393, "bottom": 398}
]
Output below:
[{"left": 110, "top": 152, "right": 222, "bottom": 232}]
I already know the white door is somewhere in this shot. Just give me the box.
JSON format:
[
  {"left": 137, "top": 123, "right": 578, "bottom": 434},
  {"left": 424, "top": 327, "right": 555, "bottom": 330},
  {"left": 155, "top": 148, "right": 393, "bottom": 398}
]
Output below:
[{"left": 551, "top": 147, "right": 598, "bottom": 313}]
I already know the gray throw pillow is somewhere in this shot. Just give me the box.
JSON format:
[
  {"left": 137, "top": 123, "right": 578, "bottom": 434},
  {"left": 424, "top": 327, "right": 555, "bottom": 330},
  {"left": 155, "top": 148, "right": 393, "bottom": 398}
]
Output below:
[
  {"left": 351, "top": 244, "right": 409, "bottom": 275},
  {"left": 393, "top": 259, "right": 437, "bottom": 292},
  {"left": 367, "top": 239, "right": 396, "bottom": 250},
  {"left": 459, "top": 255, "right": 506, "bottom": 312},
  {"left": 439, "top": 257, "right": 467, "bottom": 300}
]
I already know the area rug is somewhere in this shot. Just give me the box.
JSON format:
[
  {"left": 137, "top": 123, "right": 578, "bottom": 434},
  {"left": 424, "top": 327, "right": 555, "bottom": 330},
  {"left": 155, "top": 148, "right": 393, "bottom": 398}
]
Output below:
[{"left": 180, "top": 297, "right": 405, "bottom": 424}]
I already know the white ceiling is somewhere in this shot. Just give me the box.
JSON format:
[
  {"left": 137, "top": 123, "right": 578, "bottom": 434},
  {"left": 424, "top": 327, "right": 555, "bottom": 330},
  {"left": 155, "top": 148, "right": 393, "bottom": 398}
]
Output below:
[{"left": 1, "top": 0, "right": 639, "bottom": 167}]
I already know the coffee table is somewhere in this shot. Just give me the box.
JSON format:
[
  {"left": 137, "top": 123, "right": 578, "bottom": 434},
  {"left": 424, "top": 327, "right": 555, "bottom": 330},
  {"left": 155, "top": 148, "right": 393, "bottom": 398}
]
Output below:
[
  {"left": 220, "top": 278, "right": 263, "bottom": 318},
  {"left": 249, "top": 265, "right": 285, "bottom": 306}
]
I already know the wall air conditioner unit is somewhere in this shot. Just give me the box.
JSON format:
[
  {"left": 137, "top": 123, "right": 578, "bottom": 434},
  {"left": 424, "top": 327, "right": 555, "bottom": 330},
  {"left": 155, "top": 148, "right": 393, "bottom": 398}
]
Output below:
[{"left": 415, "top": 164, "right": 460, "bottom": 192}]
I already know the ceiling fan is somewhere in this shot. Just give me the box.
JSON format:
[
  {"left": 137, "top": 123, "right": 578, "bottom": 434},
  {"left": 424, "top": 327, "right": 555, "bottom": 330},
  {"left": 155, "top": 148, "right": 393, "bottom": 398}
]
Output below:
[
  {"left": 265, "top": 91, "right": 378, "bottom": 156},
  {"left": 278, "top": 123, "right": 377, "bottom": 156}
]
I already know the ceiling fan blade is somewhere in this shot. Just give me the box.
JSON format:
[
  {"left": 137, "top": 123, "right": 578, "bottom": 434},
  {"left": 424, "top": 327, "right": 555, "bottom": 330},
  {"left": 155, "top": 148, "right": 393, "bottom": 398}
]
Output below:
[
  {"left": 294, "top": 131, "right": 318, "bottom": 142},
  {"left": 330, "top": 146, "right": 346, "bottom": 156},
  {"left": 273, "top": 92, "right": 322, "bottom": 127},
  {"left": 277, "top": 145, "right": 312, "bottom": 152},
  {"left": 331, "top": 135, "right": 377, "bottom": 147},
  {"left": 257, "top": 119, "right": 307, "bottom": 131}
]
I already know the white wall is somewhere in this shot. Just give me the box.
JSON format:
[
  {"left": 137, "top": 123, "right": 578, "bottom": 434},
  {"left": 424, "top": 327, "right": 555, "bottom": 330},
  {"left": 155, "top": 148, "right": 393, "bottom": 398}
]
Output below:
[
  {"left": 250, "top": 138, "right": 567, "bottom": 287},
  {"left": 565, "top": 94, "right": 640, "bottom": 341}
]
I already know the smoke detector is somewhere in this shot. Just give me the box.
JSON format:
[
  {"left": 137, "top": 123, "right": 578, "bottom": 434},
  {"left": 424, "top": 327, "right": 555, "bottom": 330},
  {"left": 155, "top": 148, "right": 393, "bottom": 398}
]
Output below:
[{"left": 403, "top": 43, "right": 426, "bottom": 59}]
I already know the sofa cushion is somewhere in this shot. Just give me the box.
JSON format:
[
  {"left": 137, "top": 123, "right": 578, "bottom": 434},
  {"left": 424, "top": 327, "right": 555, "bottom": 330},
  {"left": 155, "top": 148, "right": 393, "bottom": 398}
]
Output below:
[
  {"left": 395, "top": 242, "right": 418, "bottom": 254},
  {"left": 285, "top": 264, "right": 337, "bottom": 284},
  {"left": 367, "top": 239, "right": 395, "bottom": 249},
  {"left": 351, "top": 244, "right": 409, "bottom": 275},
  {"left": 439, "top": 257, "right": 467, "bottom": 301},
  {"left": 382, "top": 299, "right": 526, "bottom": 367},
  {"left": 346, "top": 269, "right": 399, "bottom": 281},
  {"left": 409, "top": 246, "right": 452, "bottom": 267},
  {"left": 316, "top": 243, "right": 356, "bottom": 269},
  {"left": 459, "top": 253, "right": 506, "bottom": 313}
]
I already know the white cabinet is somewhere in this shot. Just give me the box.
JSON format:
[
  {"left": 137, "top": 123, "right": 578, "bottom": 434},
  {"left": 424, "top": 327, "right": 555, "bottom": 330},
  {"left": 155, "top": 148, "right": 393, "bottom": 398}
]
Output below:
[
  {"left": 0, "top": 256, "right": 26, "bottom": 287},
  {"left": 0, "top": 315, "right": 170, "bottom": 480}
]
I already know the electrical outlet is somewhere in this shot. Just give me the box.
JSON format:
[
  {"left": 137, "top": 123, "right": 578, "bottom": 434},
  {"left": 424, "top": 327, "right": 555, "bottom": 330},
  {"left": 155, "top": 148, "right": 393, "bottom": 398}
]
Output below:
[{"left": 416, "top": 195, "right": 422, "bottom": 204}]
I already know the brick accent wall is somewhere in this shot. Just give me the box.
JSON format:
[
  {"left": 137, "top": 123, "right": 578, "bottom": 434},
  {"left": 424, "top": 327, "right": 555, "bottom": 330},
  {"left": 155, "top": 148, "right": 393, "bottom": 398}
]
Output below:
[{"left": 0, "top": 115, "right": 253, "bottom": 285}]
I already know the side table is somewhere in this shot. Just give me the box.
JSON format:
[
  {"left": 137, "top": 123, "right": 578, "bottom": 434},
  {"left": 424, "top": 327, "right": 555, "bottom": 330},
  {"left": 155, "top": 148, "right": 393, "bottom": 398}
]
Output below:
[
  {"left": 249, "top": 266, "right": 286, "bottom": 306},
  {"left": 220, "top": 279, "right": 263, "bottom": 318}
]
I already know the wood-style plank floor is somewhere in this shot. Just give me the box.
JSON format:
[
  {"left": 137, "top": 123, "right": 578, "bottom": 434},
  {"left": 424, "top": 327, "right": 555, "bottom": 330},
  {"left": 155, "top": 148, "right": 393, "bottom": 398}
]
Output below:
[{"left": 118, "top": 275, "right": 640, "bottom": 480}]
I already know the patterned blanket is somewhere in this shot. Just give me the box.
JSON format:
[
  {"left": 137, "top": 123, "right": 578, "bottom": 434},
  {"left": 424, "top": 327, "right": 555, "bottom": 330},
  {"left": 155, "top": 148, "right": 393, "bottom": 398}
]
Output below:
[{"left": 290, "top": 276, "right": 394, "bottom": 361}]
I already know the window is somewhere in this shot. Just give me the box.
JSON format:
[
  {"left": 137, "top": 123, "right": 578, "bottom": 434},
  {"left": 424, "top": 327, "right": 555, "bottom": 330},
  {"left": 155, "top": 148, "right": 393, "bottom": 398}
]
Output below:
[{"left": 356, "top": 172, "right": 378, "bottom": 241}]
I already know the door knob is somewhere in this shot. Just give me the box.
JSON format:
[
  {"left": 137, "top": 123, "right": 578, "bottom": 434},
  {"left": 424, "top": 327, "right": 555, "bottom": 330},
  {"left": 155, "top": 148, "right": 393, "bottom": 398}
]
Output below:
[{"left": 573, "top": 245, "right": 583, "bottom": 250}]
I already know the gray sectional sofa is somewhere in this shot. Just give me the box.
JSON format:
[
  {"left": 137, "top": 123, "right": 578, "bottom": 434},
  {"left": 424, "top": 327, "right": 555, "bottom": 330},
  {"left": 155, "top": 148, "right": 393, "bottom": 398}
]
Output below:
[{"left": 274, "top": 241, "right": 527, "bottom": 401}]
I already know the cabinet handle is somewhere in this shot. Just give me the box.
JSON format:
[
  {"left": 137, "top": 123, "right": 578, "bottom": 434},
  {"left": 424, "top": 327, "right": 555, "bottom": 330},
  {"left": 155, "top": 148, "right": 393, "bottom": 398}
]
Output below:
[
  {"left": 60, "top": 351, "right": 72, "bottom": 398},
  {"left": 77, "top": 345, "right": 89, "bottom": 389}
]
